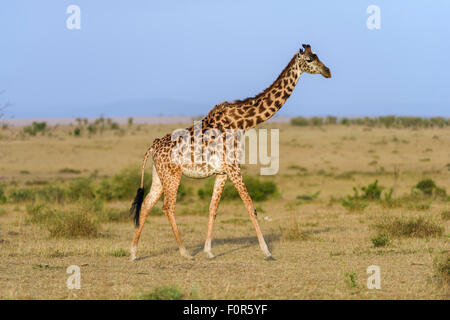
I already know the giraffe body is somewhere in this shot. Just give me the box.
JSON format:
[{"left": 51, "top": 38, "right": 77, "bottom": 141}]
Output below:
[{"left": 130, "top": 44, "right": 331, "bottom": 260}]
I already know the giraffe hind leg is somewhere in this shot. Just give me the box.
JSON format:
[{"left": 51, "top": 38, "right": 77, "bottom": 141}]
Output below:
[
  {"left": 130, "top": 166, "right": 163, "bottom": 261},
  {"left": 159, "top": 168, "right": 193, "bottom": 259},
  {"left": 204, "top": 174, "right": 227, "bottom": 258}
]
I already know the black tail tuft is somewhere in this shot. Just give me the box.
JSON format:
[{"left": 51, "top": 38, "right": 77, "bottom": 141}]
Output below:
[{"left": 130, "top": 188, "right": 145, "bottom": 227}]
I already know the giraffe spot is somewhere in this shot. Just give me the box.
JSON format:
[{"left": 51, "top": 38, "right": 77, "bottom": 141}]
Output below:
[
  {"left": 237, "top": 119, "right": 244, "bottom": 128},
  {"left": 258, "top": 105, "right": 266, "bottom": 113},
  {"left": 245, "top": 119, "right": 254, "bottom": 128},
  {"left": 245, "top": 108, "right": 256, "bottom": 117},
  {"left": 274, "top": 100, "right": 282, "bottom": 109},
  {"left": 264, "top": 112, "right": 271, "bottom": 118},
  {"left": 274, "top": 91, "right": 281, "bottom": 98}
]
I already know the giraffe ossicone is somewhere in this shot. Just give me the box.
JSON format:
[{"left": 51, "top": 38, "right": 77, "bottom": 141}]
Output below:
[{"left": 129, "top": 45, "right": 331, "bottom": 260}]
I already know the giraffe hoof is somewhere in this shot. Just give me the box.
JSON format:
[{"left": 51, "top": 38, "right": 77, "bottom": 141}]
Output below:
[
  {"left": 265, "top": 255, "right": 276, "bottom": 261},
  {"left": 180, "top": 249, "right": 194, "bottom": 260},
  {"left": 205, "top": 251, "right": 215, "bottom": 259}
]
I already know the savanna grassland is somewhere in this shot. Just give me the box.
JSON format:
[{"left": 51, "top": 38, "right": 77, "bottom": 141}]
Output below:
[{"left": 0, "top": 117, "right": 449, "bottom": 299}]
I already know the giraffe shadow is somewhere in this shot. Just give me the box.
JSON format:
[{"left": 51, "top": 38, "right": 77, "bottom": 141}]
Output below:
[
  {"left": 190, "top": 233, "right": 280, "bottom": 257},
  {"left": 135, "top": 233, "right": 280, "bottom": 261}
]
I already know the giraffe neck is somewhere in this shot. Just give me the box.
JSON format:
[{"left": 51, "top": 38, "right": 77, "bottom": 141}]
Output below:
[{"left": 222, "top": 54, "right": 303, "bottom": 131}]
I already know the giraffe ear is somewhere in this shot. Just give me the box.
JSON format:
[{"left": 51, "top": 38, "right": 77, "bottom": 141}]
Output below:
[{"left": 299, "top": 48, "right": 304, "bottom": 54}]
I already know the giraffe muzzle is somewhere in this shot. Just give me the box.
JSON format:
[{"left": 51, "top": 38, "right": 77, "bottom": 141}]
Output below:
[{"left": 322, "top": 67, "right": 331, "bottom": 78}]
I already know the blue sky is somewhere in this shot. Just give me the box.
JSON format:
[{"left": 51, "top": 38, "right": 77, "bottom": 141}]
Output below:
[{"left": 1, "top": 1, "right": 449, "bottom": 118}]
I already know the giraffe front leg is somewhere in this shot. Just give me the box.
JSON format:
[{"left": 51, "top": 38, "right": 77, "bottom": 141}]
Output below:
[
  {"left": 227, "top": 168, "right": 274, "bottom": 260},
  {"left": 204, "top": 174, "right": 227, "bottom": 258}
]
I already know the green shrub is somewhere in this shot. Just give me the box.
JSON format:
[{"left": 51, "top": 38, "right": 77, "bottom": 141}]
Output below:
[
  {"left": 47, "top": 211, "right": 98, "bottom": 238},
  {"left": 67, "top": 178, "right": 96, "bottom": 201},
  {"left": 433, "top": 254, "right": 449, "bottom": 285},
  {"left": 198, "top": 176, "right": 277, "bottom": 202},
  {"left": 26, "top": 204, "right": 55, "bottom": 224},
  {"left": 415, "top": 178, "right": 436, "bottom": 195},
  {"left": 291, "top": 116, "right": 309, "bottom": 126},
  {"left": 35, "top": 185, "right": 65, "bottom": 203},
  {"left": 109, "top": 248, "right": 129, "bottom": 257},
  {"left": 414, "top": 178, "right": 446, "bottom": 198},
  {"left": 310, "top": 117, "right": 323, "bottom": 126},
  {"left": 23, "top": 121, "right": 47, "bottom": 136},
  {"left": 96, "top": 167, "right": 151, "bottom": 201},
  {"left": 296, "top": 191, "right": 320, "bottom": 201},
  {"left": 0, "top": 184, "right": 6, "bottom": 203},
  {"left": 341, "top": 197, "right": 368, "bottom": 212},
  {"left": 371, "top": 233, "right": 391, "bottom": 247},
  {"left": 374, "top": 216, "right": 444, "bottom": 238},
  {"left": 98, "top": 208, "right": 130, "bottom": 222},
  {"left": 73, "top": 128, "right": 81, "bottom": 136},
  {"left": 58, "top": 168, "right": 81, "bottom": 174},
  {"left": 138, "top": 285, "right": 184, "bottom": 300},
  {"left": 360, "top": 180, "right": 383, "bottom": 200},
  {"left": 344, "top": 272, "right": 358, "bottom": 288},
  {"left": 8, "top": 188, "right": 35, "bottom": 202},
  {"left": 279, "top": 219, "right": 312, "bottom": 241},
  {"left": 441, "top": 210, "right": 450, "bottom": 221}
]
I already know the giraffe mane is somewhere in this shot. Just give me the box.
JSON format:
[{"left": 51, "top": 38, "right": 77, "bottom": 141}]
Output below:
[{"left": 227, "top": 53, "right": 298, "bottom": 106}]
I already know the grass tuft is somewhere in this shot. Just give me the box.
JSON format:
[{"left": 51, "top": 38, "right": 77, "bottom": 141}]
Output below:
[
  {"left": 371, "top": 233, "right": 391, "bottom": 247},
  {"left": 137, "top": 285, "right": 184, "bottom": 300},
  {"left": 374, "top": 216, "right": 444, "bottom": 238}
]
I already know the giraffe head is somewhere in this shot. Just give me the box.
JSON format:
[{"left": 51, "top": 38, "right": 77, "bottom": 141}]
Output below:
[{"left": 297, "top": 44, "right": 331, "bottom": 78}]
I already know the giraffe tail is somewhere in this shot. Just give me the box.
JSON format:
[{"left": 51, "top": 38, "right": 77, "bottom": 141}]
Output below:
[{"left": 129, "top": 146, "right": 153, "bottom": 227}]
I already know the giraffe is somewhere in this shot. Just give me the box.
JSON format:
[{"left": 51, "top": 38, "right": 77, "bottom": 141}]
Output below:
[{"left": 129, "top": 44, "right": 331, "bottom": 260}]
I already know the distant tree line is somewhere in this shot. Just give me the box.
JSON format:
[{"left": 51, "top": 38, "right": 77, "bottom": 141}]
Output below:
[{"left": 291, "top": 115, "right": 450, "bottom": 128}]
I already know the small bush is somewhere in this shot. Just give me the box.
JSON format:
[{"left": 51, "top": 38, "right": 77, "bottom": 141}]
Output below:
[
  {"left": 109, "top": 248, "right": 129, "bottom": 257},
  {"left": 0, "top": 184, "right": 6, "bottom": 203},
  {"left": 441, "top": 210, "right": 450, "bottom": 221},
  {"left": 23, "top": 121, "right": 47, "bottom": 136},
  {"left": 374, "top": 216, "right": 444, "bottom": 238},
  {"left": 296, "top": 191, "right": 320, "bottom": 201},
  {"left": 341, "top": 197, "right": 368, "bottom": 212},
  {"left": 138, "top": 285, "right": 184, "bottom": 300},
  {"left": 96, "top": 167, "right": 152, "bottom": 201},
  {"left": 360, "top": 180, "right": 383, "bottom": 200},
  {"left": 35, "top": 185, "right": 65, "bottom": 203},
  {"left": 291, "top": 116, "right": 309, "bottom": 126},
  {"left": 279, "top": 221, "right": 311, "bottom": 241},
  {"left": 415, "top": 178, "right": 437, "bottom": 195},
  {"left": 371, "top": 233, "right": 391, "bottom": 247},
  {"left": 26, "top": 204, "right": 56, "bottom": 225},
  {"left": 99, "top": 208, "right": 130, "bottom": 222},
  {"left": 48, "top": 211, "right": 98, "bottom": 238},
  {"left": 67, "top": 178, "right": 96, "bottom": 201},
  {"left": 344, "top": 272, "right": 358, "bottom": 288},
  {"left": 58, "top": 168, "right": 81, "bottom": 174},
  {"left": 8, "top": 188, "right": 35, "bottom": 202},
  {"left": 198, "top": 176, "right": 277, "bottom": 202},
  {"left": 433, "top": 254, "right": 449, "bottom": 285},
  {"left": 414, "top": 178, "right": 446, "bottom": 198},
  {"left": 26, "top": 204, "right": 99, "bottom": 238}
]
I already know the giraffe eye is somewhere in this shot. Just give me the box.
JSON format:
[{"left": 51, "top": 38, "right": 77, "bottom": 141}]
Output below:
[{"left": 306, "top": 59, "right": 313, "bottom": 63}]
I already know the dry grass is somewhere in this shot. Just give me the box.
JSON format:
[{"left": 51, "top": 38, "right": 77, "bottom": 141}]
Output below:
[
  {"left": 0, "top": 122, "right": 449, "bottom": 299},
  {"left": 374, "top": 216, "right": 444, "bottom": 238}
]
